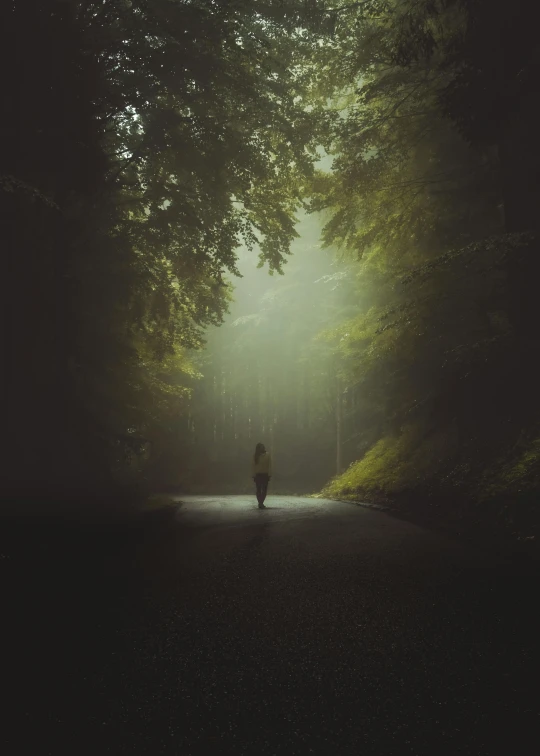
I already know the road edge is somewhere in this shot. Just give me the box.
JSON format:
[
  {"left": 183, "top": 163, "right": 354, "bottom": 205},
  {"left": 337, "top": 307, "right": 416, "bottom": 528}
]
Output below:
[{"left": 330, "top": 496, "right": 540, "bottom": 565}]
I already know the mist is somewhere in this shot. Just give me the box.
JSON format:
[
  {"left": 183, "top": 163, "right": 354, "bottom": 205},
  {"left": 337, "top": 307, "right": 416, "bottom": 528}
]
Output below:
[
  {"left": 185, "top": 211, "right": 351, "bottom": 494},
  {"left": 2, "top": 3, "right": 540, "bottom": 753}
]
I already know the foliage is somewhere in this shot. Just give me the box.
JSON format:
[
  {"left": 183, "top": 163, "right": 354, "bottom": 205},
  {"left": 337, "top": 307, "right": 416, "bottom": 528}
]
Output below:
[
  {"left": 323, "top": 422, "right": 458, "bottom": 499},
  {"left": 480, "top": 437, "right": 540, "bottom": 502},
  {"left": 1, "top": 0, "right": 321, "bottom": 499},
  {"left": 3, "top": 0, "right": 540, "bottom": 533},
  {"left": 311, "top": 0, "right": 540, "bottom": 534}
]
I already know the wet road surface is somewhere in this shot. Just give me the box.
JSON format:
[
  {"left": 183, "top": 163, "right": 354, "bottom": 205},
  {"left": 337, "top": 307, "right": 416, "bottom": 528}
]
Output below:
[{"left": 3, "top": 495, "right": 539, "bottom": 755}]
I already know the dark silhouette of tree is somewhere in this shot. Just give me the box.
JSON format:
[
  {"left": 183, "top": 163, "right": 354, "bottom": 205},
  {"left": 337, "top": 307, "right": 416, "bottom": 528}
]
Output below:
[{"left": 0, "top": 0, "right": 320, "bottom": 504}]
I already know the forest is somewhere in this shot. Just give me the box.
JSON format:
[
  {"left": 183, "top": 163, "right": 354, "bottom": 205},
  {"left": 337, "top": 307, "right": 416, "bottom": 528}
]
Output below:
[{"left": 2, "top": 0, "right": 540, "bottom": 536}]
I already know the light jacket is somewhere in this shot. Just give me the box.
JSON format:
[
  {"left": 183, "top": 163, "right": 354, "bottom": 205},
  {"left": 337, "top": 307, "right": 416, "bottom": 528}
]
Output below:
[{"left": 252, "top": 451, "right": 272, "bottom": 477}]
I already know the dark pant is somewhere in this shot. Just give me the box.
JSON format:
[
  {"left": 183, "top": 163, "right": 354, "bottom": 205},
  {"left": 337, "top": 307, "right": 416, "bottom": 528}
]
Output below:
[{"left": 254, "top": 473, "right": 269, "bottom": 506}]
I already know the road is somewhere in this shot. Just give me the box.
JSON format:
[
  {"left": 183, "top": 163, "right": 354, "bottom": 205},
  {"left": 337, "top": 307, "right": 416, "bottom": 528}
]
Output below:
[{"left": 3, "top": 495, "right": 539, "bottom": 755}]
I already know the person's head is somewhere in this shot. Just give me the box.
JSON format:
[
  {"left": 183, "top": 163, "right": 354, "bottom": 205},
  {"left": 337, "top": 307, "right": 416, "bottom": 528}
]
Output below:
[{"left": 254, "top": 442, "right": 266, "bottom": 462}]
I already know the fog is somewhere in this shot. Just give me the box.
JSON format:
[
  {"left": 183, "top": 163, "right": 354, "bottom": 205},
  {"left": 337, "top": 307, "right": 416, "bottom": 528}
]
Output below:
[
  {"left": 185, "top": 211, "right": 354, "bottom": 494},
  {"left": 4, "top": 4, "right": 540, "bottom": 754},
  {"left": 3, "top": 0, "right": 539, "bottom": 530}
]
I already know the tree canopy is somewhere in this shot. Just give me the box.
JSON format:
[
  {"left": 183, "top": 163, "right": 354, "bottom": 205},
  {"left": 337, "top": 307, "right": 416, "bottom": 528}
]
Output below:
[
  {"left": 1, "top": 0, "right": 321, "bottom": 501},
  {"left": 2, "top": 0, "right": 540, "bottom": 534}
]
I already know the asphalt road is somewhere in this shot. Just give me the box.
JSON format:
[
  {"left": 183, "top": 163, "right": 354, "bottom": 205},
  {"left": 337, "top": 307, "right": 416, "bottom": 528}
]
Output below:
[{"left": 3, "top": 495, "right": 539, "bottom": 755}]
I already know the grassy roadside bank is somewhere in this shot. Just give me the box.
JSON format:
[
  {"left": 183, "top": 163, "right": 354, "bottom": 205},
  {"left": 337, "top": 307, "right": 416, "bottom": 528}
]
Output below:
[{"left": 321, "top": 426, "right": 540, "bottom": 556}]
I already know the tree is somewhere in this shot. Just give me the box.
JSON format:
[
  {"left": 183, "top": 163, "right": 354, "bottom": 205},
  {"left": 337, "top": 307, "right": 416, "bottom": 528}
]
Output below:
[
  {"left": 301, "top": 0, "right": 540, "bottom": 519},
  {"left": 186, "top": 211, "right": 356, "bottom": 492},
  {"left": 0, "top": 0, "right": 321, "bottom": 503}
]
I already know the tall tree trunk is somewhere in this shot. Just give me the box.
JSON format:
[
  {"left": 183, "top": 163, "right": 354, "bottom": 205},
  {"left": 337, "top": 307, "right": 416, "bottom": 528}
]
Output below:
[
  {"left": 303, "top": 365, "right": 310, "bottom": 432},
  {"left": 336, "top": 378, "right": 343, "bottom": 476}
]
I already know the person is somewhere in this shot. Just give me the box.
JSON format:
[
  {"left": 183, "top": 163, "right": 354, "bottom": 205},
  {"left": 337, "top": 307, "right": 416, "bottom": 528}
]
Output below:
[{"left": 252, "top": 442, "right": 272, "bottom": 509}]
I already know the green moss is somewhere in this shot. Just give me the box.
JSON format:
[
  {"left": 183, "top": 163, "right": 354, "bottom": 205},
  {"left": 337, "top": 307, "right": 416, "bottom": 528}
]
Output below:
[
  {"left": 323, "top": 423, "right": 458, "bottom": 499},
  {"left": 480, "top": 437, "right": 540, "bottom": 500}
]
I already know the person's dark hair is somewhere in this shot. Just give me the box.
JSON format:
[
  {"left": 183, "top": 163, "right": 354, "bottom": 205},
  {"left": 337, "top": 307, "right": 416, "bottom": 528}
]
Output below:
[{"left": 254, "top": 442, "right": 266, "bottom": 463}]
